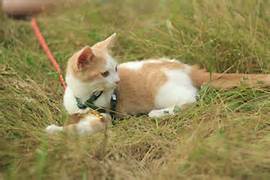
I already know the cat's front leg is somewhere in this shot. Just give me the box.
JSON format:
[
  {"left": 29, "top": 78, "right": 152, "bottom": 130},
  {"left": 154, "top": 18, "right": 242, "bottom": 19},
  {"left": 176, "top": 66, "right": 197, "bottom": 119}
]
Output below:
[
  {"left": 148, "top": 104, "right": 193, "bottom": 118},
  {"left": 45, "top": 111, "right": 111, "bottom": 135},
  {"left": 100, "top": 113, "right": 112, "bottom": 123},
  {"left": 148, "top": 107, "right": 175, "bottom": 118},
  {"left": 46, "top": 124, "right": 64, "bottom": 134}
]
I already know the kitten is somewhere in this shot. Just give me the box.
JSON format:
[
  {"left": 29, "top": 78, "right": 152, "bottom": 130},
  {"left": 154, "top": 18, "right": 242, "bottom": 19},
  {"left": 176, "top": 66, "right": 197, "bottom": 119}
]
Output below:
[{"left": 46, "top": 33, "right": 270, "bottom": 134}]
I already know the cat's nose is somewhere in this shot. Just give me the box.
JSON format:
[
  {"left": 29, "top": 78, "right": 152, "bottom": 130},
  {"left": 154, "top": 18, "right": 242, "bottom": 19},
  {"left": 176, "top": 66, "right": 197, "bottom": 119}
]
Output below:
[
  {"left": 114, "top": 75, "right": 120, "bottom": 84},
  {"left": 115, "top": 80, "right": 120, "bottom": 84}
]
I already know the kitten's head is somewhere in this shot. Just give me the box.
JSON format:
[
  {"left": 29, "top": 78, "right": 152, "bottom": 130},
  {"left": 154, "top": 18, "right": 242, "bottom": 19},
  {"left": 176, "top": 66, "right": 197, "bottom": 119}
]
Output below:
[{"left": 66, "top": 33, "right": 119, "bottom": 90}]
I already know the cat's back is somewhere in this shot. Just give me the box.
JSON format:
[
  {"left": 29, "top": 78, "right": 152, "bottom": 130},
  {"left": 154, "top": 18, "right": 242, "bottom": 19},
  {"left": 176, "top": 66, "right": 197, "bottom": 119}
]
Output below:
[
  {"left": 119, "top": 58, "right": 186, "bottom": 72},
  {"left": 118, "top": 58, "right": 190, "bottom": 82}
]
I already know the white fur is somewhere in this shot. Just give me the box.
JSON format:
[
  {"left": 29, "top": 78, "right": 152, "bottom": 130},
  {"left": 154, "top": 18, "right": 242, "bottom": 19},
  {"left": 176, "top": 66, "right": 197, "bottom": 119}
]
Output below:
[
  {"left": 76, "top": 115, "right": 97, "bottom": 135},
  {"left": 183, "top": 64, "right": 192, "bottom": 74},
  {"left": 63, "top": 75, "right": 100, "bottom": 114},
  {"left": 152, "top": 67, "right": 197, "bottom": 117},
  {"left": 144, "top": 59, "right": 163, "bottom": 64},
  {"left": 145, "top": 58, "right": 178, "bottom": 64},
  {"left": 148, "top": 107, "right": 175, "bottom": 118},
  {"left": 46, "top": 124, "right": 63, "bottom": 134},
  {"left": 119, "top": 58, "right": 181, "bottom": 71},
  {"left": 63, "top": 86, "right": 80, "bottom": 114},
  {"left": 104, "top": 55, "right": 120, "bottom": 86},
  {"left": 45, "top": 115, "right": 103, "bottom": 135},
  {"left": 119, "top": 61, "right": 143, "bottom": 70},
  {"left": 65, "top": 74, "right": 99, "bottom": 100},
  {"left": 118, "top": 59, "right": 163, "bottom": 70}
]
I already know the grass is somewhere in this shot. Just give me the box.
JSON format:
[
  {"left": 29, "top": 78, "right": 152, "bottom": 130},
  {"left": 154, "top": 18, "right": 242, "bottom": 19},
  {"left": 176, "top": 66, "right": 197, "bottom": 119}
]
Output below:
[{"left": 0, "top": 0, "right": 270, "bottom": 179}]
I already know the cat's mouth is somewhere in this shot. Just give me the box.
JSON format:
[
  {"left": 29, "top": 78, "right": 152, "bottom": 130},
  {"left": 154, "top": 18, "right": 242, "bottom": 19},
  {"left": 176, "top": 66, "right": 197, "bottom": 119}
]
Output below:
[
  {"left": 108, "top": 83, "right": 118, "bottom": 89},
  {"left": 99, "top": 82, "right": 118, "bottom": 92}
]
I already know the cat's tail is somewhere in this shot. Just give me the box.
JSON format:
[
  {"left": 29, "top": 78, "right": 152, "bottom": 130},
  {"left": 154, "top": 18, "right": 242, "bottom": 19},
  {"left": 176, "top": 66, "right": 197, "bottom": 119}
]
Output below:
[{"left": 190, "top": 66, "right": 270, "bottom": 89}]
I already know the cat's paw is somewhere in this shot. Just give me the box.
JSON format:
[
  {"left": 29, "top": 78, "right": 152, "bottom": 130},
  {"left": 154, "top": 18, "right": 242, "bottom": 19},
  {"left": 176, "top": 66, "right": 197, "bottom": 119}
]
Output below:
[
  {"left": 148, "top": 110, "right": 169, "bottom": 118},
  {"left": 45, "top": 124, "right": 63, "bottom": 134},
  {"left": 100, "top": 113, "right": 112, "bottom": 124}
]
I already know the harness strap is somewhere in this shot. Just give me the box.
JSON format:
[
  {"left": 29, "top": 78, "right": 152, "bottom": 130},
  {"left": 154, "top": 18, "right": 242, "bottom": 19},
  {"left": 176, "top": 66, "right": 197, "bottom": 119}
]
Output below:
[
  {"left": 76, "top": 91, "right": 103, "bottom": 110},
  {"left": 75, "top": 89, "right": 118, "bottom": 123},
  {"left": 110, "top": 89, "right": 118, "bottom": 124}
]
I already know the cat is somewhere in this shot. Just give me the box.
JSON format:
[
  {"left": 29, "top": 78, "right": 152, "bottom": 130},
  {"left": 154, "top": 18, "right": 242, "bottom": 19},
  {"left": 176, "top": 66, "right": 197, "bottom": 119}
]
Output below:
[{"left": 46, "top": 33, "right": 270, "bottom": 135}]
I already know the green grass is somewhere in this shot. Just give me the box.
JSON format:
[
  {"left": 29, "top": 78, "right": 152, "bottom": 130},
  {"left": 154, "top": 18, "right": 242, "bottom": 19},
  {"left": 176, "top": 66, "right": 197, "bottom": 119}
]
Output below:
[{"left": 0, "top": 0, "right": 270, "bottom": 179}]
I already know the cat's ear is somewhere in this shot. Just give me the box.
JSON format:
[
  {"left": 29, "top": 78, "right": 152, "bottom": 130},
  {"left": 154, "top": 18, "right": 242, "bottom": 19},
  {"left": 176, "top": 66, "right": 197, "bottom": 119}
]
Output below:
[
  {"left": 93, "top": 33, "right": 117, "bottom": 49},
  {"left": 103, "top": 33, "right": 116, "bottom": 48},
  {"left": 77, "top": 46, "right": 94, "bottom": 69}
]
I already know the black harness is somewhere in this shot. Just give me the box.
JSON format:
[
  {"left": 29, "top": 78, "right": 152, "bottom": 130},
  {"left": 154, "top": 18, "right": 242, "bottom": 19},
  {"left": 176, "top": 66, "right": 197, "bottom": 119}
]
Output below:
[{"left": 75, "top": 89, "right": 118, "bottom": 123}]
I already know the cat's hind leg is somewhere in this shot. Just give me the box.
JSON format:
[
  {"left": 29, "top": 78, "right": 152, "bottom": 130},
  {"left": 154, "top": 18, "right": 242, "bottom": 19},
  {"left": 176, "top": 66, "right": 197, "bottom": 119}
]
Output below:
[{"left": 149, "top": 69, "right": 198, "bottom": 118}]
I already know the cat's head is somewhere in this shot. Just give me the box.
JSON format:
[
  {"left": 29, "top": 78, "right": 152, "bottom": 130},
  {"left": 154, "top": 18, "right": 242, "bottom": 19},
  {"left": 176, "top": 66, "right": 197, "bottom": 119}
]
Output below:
[{"left": 66, "top": 33, "right": 119, "bottom": 91}]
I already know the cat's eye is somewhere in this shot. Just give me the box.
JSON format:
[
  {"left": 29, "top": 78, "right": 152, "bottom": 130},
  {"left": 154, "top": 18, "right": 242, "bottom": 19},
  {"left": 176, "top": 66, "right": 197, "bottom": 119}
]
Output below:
[
  {"left": 101, "top": 71, "right": 110, "bottom": 77},
  {"left": 115, "top": 66, "right": 118, "bottom": 72}
]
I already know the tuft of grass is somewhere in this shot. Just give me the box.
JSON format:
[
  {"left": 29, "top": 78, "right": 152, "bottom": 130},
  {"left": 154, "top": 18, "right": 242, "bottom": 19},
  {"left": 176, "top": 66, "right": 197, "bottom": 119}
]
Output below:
[{"left": 0, "top": 0, "right": 270, "bottom": 179}]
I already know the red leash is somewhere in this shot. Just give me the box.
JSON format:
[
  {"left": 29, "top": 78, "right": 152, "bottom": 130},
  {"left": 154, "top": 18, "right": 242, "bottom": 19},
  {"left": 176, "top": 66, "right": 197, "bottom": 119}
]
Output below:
[{"left": 31, "top": 17, "right": 67, "bottom": 89}]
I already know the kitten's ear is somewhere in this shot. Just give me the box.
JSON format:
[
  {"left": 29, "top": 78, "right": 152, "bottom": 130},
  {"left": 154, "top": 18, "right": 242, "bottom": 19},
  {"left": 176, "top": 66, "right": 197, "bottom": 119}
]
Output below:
[
  {"left": 77, "top": 46, "right": 94, "bottom": 69},
  {"left": 93, "top": 33, "right": 117, "bottom": 49},
  {"left": 103, "top": 33, "right": 117, "bottom": 48}
]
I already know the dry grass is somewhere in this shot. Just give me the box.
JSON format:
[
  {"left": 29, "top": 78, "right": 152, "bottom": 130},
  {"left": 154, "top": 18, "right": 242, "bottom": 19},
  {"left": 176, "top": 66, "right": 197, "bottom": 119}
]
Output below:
[{"left": 0, "top": 0, "right": 270, "bottom": 179}]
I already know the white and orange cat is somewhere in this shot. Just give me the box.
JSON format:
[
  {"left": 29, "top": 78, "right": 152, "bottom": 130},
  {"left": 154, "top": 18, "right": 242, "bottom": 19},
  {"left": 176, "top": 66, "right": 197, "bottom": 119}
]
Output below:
[{"left": 46, "top": 33, "right": 270, "bottom": 135}]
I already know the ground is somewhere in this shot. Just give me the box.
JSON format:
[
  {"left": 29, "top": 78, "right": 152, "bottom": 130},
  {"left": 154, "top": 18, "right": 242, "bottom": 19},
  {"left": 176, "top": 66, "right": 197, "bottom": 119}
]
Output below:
[{"left": 0, "top": 0, "right": 270, "bottom": 179}]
